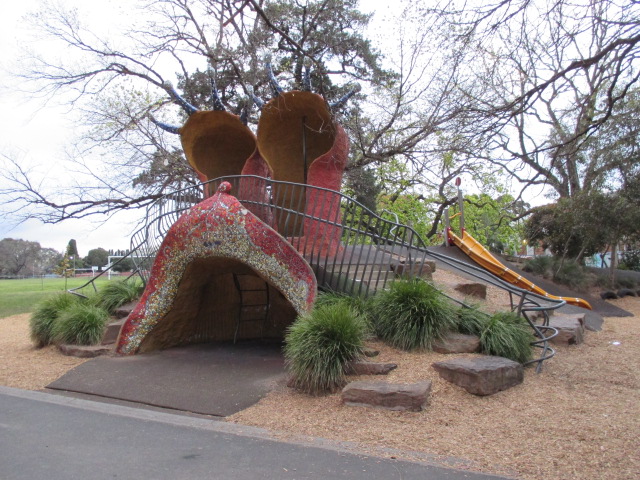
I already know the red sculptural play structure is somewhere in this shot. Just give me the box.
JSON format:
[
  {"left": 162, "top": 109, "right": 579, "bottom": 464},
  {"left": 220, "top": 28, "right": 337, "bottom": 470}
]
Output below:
[{"left": 118, "top": 68, "right": 358, "bottom": 353}]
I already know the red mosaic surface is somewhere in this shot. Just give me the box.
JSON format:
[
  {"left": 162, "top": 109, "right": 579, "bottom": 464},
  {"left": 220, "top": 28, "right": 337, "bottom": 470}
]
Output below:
[{"left": 116, "top": 182, "right": 317, "bottom": 355}]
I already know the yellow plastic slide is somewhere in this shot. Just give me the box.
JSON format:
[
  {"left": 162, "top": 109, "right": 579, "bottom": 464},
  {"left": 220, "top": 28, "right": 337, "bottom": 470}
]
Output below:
[{"left": 447, "top": 229, "right": 592, "bottom": 310}]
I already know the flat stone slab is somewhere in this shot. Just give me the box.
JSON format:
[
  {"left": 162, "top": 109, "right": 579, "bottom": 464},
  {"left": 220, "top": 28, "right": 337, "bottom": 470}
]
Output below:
[
  {"left": 432, "top": 356, "right": 523, "bottom": 396},
  {"left": 583, "top": 311, "right": 603, "bottom": 332},
  {"left": 363, "top": 348, "right": 380, "bottom": 358},
  {"left": 454, "top": 282, "right": 487, "bottom": 300},
  {"left": 342, "top": 380, "right": 432, "bottom": 411},
  {"left": 58, "top": 344, "right": 113, "bottom": 358},
  {"left": 549, "top": 316, "right": 585, "bottom": 345},
  {"left": 432, "top": 333, "right": 481, "bottom": 354},
  {"left": 346, "top": 360, "right": 397, "bottom": 375},
  {"left": 102, "top": 318, "right": 125, "bottom": 345},
  {"left": 392, "top": 261, "right": 435, "bottom": 279},
  {"left": 113, "top": 300, "right": 138, "bottom": 319}
]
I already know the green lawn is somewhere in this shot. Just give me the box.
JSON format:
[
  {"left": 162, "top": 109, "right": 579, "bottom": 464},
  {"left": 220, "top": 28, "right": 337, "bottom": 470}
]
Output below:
[{"left": 0, "top": 276, "right": 115, "bottom": 318}]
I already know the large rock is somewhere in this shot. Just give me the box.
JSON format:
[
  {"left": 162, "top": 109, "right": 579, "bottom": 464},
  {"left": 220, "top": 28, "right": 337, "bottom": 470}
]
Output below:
[
  {"left": 102, "top": 318, "right": 125, "bottom": 345},
  {"left": 583, "top": 311, "right": 604, "bottom": 332},
  {"left": 342, "top": 380, "right": 432, "bottom": 411},
  {"left": 114, "top": 300, "right": 138, "bottom": 319},
  {"left": 392, "top": 261, "right": 435, "bottom": 279},
  {"left": 58, "top": 344, "right": 112, "bottom": 358},
  {"left": 432, "top": 356, "right": 523, "bottom": 396},
  {"left": 346, "top": 360, "right": 397, "bottom": 375},
  {"left": 549, "top": 316, "right": 585, "bottom": 345},
  {"left": 432, "top": 333, "right": 481, "bottom": 354},
  {"left": 454, "top": 282, "right": 487, "bottom": 300},
  {"left": 617, "top": 288, "right": 637, "bottom": 298}
]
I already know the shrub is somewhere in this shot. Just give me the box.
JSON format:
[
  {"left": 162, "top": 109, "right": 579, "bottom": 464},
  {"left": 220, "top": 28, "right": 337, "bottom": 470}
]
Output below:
[
  {"left": 284, "top": 302, "right": 367, "bottom": 395},
  {"left": 314, "top": 292, "right": 373, "bottom": 331},
  {"left": 523, "top": 256, "right": 554, "bottom": 278},
  {"left": 480, "top": 312, "right": 533, "bottom": 364},
  {"left": 619, "top": 249, "right": 640, "bottom": 271},
  {"left": 51, "top": 303, "right": 110, "bottom": 346},
  {"left": 553, "top": 259, "right": 589, "bottom": 291},
  {"left": 455, "top": 304, "right": 489, "bottom": 336},
  {"left": 96, "top": 279, "right": 143, "bottom": 314},
  {"left": 29, "top": 293, "right": 81, "bottom": 348},
  {"left": 371, "top": 278, "right": 456, "bottom": 351}
]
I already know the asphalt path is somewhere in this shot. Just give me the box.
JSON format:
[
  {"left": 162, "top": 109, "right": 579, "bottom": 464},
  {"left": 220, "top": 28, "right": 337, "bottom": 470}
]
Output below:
[{"left": 0, "top": 386, "right": 514, "bottom": 480}]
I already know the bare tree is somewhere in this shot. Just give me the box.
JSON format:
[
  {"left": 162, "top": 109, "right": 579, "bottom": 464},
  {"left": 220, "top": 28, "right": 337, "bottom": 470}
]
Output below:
[
  {"left": 427, "top": 0, "right": 640, "bottom": 199},
  {"left": 2, "top": 0, "right": 389, "bottom": 224}
]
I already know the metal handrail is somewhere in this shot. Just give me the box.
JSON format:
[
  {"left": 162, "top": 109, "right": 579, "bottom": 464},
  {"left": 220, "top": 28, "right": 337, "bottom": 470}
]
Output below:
[{"left": 76, "top": 174, "right": 561, "bottom": 370}]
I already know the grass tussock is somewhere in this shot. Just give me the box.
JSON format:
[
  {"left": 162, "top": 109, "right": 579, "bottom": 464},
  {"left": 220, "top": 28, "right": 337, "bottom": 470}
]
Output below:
[
  {"left": 285, "top": 302, "right": 367, "bottom": 395},
  {"left": 29, "top": 293, "right": 81, "bottom": 348},
  {"left": 455, "top": 304, "right": 489, "bottom": 336},
  {"left": 480, "top": 312, "right": 534, "bottom": 364},
  {"left": 96, "top": 279, "right": 143, "bottom": 314},
  {"left": 371, "top": 278, "right": 456, "bottom": 351},
  {"left": 51, "top": 303, "right": 110, "bottom": 346}
]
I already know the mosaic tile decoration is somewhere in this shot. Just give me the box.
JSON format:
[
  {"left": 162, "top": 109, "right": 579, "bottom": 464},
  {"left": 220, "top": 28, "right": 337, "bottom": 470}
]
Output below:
[{"left": 116, "top": 182, "right": 317, "bottom": 355}]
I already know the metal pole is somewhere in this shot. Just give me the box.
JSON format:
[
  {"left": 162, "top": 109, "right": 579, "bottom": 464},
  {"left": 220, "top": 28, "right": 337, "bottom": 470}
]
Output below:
[
  {"left": 302, "top": 116, "right": 308, "bottom": 185},
  {"left": 444, "top": 208, "right": 450, "bottom": 246},
  {"left": 457, "top": 185, "right": 464, "bottom": 237}
]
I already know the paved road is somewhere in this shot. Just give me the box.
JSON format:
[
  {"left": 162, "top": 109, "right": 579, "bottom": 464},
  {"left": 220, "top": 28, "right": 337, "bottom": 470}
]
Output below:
[{"left": 0, "top": 387, "right": 513, "bottom": 480}]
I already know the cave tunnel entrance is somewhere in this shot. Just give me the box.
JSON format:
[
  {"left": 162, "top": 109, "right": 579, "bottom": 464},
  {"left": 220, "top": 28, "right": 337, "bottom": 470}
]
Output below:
[{"left": 137, "top": 257, "right": 298, "bottom": 353}]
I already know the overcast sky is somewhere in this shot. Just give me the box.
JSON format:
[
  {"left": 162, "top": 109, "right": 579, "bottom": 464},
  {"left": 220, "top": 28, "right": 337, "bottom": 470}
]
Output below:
[
  {"left": 0, "top": 0, "right": 143, "bottom": 257},
  {"left": 0, "top": 0, "right": 399, "bottom": 257}
]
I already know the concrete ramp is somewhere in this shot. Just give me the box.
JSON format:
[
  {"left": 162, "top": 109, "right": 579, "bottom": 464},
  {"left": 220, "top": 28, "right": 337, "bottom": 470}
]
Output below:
[{"left": 47, "top": 342, "right": 286, "bottom": 416}]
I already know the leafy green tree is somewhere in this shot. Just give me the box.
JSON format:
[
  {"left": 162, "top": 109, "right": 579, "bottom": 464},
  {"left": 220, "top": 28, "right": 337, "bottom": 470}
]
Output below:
[
  {"left": 525, "top": 186, "right": 640, "bottom": 273},
  {"left": 84, "top": 248, "right": 109, "bottom": 268},
  {"left": 0, "top": 238, "right": 42, "bottom": 276},
  {"left": 451, "top": 194, "right": 527, "bottom": 255},
  {"left": 112, "top": 257, "right": 134, "bottom": 273},
  {"left": 54, "top": 255, "right": 75, "bottom": 289}
]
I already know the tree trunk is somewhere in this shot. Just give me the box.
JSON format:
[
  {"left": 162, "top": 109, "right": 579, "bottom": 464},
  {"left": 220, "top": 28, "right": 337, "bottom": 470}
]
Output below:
[{"left": 609, "top": 243, "right": 618, "bottom": 285}]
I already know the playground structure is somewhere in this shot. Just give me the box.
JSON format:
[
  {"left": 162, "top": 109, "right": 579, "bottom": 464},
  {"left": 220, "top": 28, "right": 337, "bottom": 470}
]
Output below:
[
  {"left": 443, "top": 183, "right": 592, "bottom": 310},
  {"left": 71, "top": 67, "right": 594, "bottom": 370}
]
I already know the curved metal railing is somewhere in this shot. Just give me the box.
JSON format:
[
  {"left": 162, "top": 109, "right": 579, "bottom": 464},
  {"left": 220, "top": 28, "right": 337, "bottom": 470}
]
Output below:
[{"left": 78, "top": 175, "right": 561, "bottom": 370}]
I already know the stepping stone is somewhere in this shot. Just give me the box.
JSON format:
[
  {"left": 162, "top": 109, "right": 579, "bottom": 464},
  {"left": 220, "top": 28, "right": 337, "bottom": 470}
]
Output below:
[
  {"left": 583, "top": 311, "right": 603, "bottom": 332},
  {"left": 363, "top": 348, "right": 380, "bottom": 358},
  {"left": 549, "top": 316, "right": 585, "bottom": 345},
  {"left": 58, "top": 344, "right": 113, "bottom": 358},
  {"left": 102, "top": 318, "right": 125, "bottom": 345},
  {"left": 391, "top": 261, "right": 435, "bottom": 279},
  {"left": 454, "top": 282, "right": 487, "bottom": 299},
  {"left": 346, "top": 360, "right": 397, "bottom": 375},
  {"left": 600, "top": 290, "right": 618, "bottom": 300},
  {"left": 617, "top": 288, "right": 637, "bottom": 298},
  {"left": 342, "top": 380, "right": 432, "bottom": 411},
  {"left": 432, "top": 332, "right": 480, "bottom": 354},
  {"left": 432, "top": 356, "right": 523, "bottom": 396},
  {"left": 114, "top": 300, "right": 139, "bottom": 319}
]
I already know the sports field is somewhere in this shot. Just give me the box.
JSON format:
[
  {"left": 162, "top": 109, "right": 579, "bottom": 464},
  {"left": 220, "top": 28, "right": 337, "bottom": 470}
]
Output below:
[{"left": 0, "top": 277, "right": 117, "bottom": 318}]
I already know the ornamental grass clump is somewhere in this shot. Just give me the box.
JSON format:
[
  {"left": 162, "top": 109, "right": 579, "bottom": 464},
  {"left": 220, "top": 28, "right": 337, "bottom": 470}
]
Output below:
[
  {"left": 371, "top": 278, "right": 456, "bottom": 351},
  {"left": 455, "top": 304, "right": 489, "bottom": 336},
  {"left": 284, "top": 302, "right": 367, "bottom": 395},
  {"left": 314, "top": 292, "right": 373, "bottom": 331},
  {"left": 29, "top": 293, "right": 82, "bottom": 348},
  {"left": 51, "top": 303, "right": 110, "bottom": 346},
  {"left": 96, "top": 279, "right": 144, "bottom": 314},
  {"left": 480, "top": 312, "right": 534, "bottom": 364}
]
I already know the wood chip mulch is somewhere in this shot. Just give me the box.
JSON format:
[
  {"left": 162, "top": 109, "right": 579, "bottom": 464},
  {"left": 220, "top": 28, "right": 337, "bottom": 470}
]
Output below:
[{"left": 2, "top": 279, "right": 639, "bottom": 480}]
